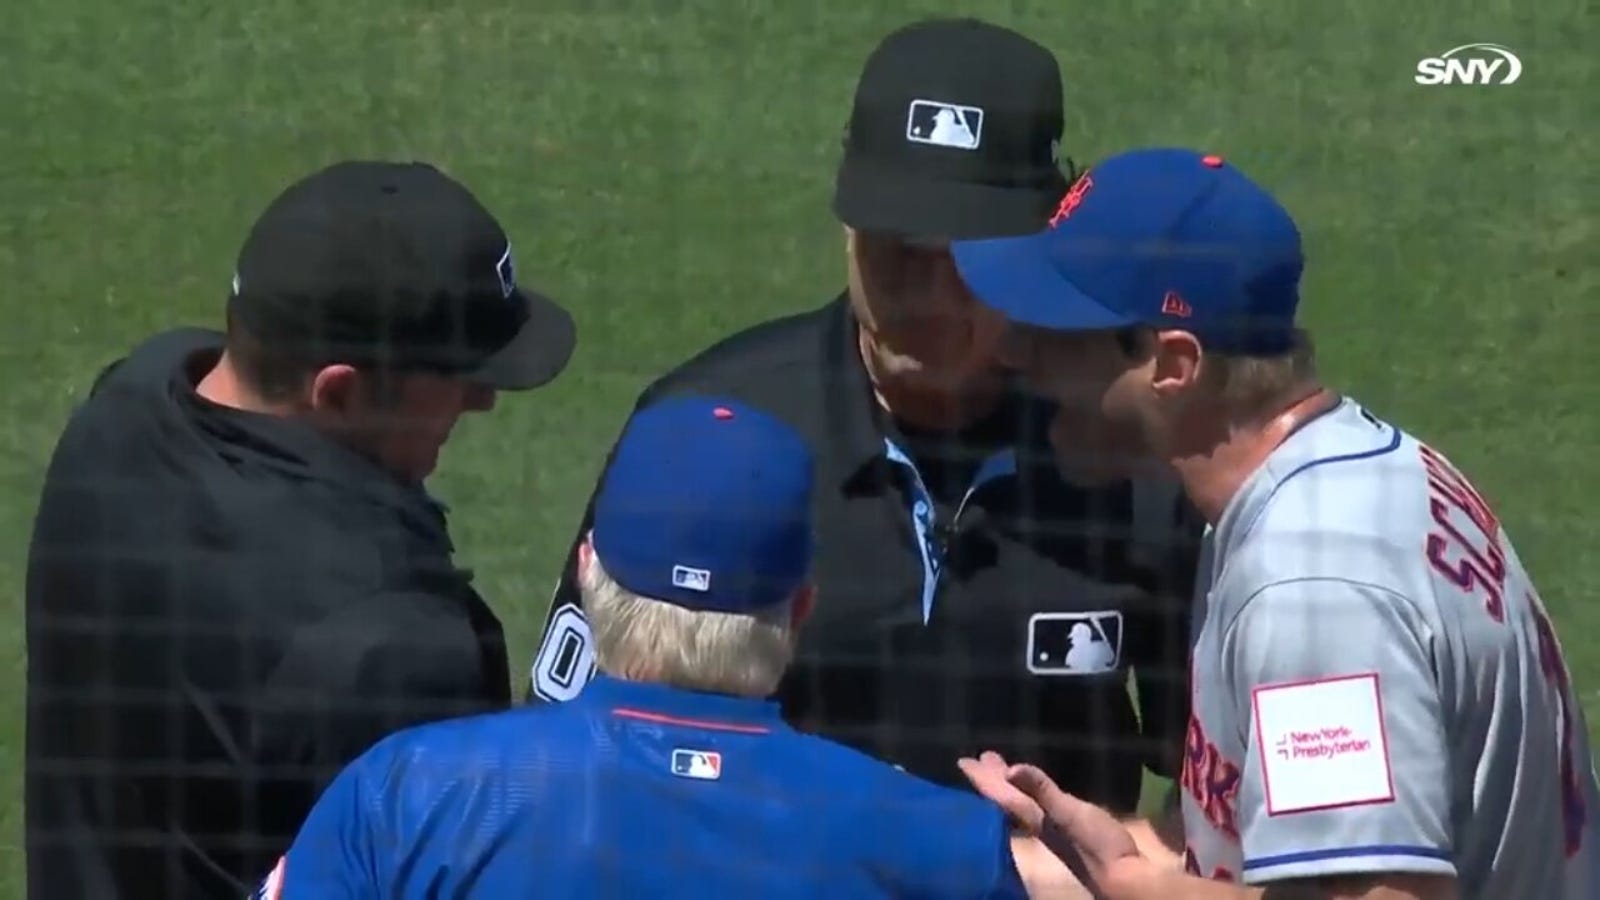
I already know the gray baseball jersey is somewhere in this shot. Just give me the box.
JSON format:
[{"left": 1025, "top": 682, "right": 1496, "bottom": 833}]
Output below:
[{"left": 1180, "top": 397, "right": 1600, "bottom": 897}]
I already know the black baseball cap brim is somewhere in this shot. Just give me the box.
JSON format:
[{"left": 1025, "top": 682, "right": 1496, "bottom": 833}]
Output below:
[
  {"left": 833, "top": 159, "right": 1065, "bottom": 241},
  {"left": 464, "top": 287, "right": 577, "bottom": 390}
]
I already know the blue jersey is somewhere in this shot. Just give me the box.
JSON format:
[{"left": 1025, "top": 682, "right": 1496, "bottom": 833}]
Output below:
[{"left": 255, "top": 675, "right": 1025, "bottom": 899}]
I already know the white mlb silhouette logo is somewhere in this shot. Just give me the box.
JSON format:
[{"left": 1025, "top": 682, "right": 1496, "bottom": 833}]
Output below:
[
  {"left": 672, "top": 565, "right": 711, "bottom": 592},
  {"left": 906, "top": 99, "right": 983, "bottom": 150},
  {"left": 1026, "top": 611, "right": 1123, "bottom": 676}
]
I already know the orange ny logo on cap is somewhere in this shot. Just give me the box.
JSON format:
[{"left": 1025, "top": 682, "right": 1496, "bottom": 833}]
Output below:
[{"left": 1049, "top": 174, "right": 1094, "bottom": 227}]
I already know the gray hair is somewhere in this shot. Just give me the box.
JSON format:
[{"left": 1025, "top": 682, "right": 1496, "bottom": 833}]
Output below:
[{"left": 579, "top": 552, "right": 800, "bottom": 698}]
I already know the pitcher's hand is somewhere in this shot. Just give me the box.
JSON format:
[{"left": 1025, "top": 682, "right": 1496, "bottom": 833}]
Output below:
[
  {"left": 958, "top": 751, "right": 1044, "bottom": 833},
  {"left": 1011, "top": 763, "right": 1163, "bottom": 900}
]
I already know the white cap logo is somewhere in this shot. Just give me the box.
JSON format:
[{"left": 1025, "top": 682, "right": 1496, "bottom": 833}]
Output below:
[
  {"left": 495, "top": 245, "right": 516, "bottom": 298},
  {"left": 905, "top": 99, "right": 984, "bottom": 150},
  {"left": 671, "top": 565, "right": 711, "bottom": 592}
]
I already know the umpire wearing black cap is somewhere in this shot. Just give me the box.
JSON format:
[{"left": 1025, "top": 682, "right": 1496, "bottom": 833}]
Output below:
[
  {"left": 530, "top": 17, "right": 1199, "bottom": 822},
  {"left": 24, "top": 161, "right": 575, "bottom": 900}
]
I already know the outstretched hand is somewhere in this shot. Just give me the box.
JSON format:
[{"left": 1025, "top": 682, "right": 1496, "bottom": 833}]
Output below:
[
  {"left": 960, "top": 752, "right": 1148, "bottom": 898},
  {"left": 958, "top": 751, "right": 1045, "bottom": 833}
]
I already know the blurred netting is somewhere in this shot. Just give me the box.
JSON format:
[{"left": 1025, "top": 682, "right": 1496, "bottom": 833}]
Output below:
[{"left": 8, "top": 0, "right": 1594, "bottom": 897}]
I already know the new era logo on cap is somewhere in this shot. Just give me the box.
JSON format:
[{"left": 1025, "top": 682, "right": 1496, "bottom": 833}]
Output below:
[
  {"left": 671, "top": 565, "right": 712, "bottom": 593},
  {"left": 906, "top": 99, "right": 983, "bottom": 150},
  {"left": 495, "top": 245, "right": 516, "bottom": 299},
  {"left": 1161, "top": 291, "right": 1193, "bottom": 317}
]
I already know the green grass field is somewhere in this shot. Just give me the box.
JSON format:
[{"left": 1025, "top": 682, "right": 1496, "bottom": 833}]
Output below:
[{"left": 1, "top": 0, "right": 1595, "bottom": 894}]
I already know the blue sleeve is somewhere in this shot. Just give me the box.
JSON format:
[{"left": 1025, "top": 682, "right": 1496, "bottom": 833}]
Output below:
[
  {"left": 983, "top": 824, "right": 1028, "bottom": 900},
  {"left": 252, "top": 754, "right": 382, "bottom": 899},
  {"left": 898, "top": 799, "right": 1027, "bottom": 900}
]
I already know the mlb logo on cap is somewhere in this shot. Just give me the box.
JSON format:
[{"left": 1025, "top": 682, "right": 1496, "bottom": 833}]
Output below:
[
  {"left": 672, "top": 565, "right": 712, "bottom": 593},
  {"left": 832, "top": 18, "right": 1070, "bottom": 240},
  {"left": 592, "top": 395, "right": 814, "bottom": 614},
  {"left": 905, "top": 99, "right": 983, "bottom": 150},
  {"left": 671, "top": 748, "right": 723, "bottom": 780}
]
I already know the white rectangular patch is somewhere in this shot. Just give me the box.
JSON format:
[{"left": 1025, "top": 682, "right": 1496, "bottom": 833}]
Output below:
[
  {"left": 905, "top": 99, "right": 984, "bottom": 150},
  {"left": 1252, "top": 673, "right": 1394, "bottom": 815},
  {"left": 671, "top": 565, "right": 711, "bottom": 592},
  {"left": 1026, "top": 611, "right": 1123, "bottom": 676},
  {"left": 671, "top": 748, "right": 722, "bottom": 780}
]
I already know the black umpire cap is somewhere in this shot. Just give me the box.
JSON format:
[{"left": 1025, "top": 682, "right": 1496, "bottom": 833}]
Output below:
[
  {"left": 228, "top": 161, "right": 577, "bottom": 390},
  {"left": 833, "top": 18, "right": 1071, "bottom": 241}
]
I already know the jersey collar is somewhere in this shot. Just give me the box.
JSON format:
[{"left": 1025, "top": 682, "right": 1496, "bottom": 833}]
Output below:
[
  {"left": 1214, "top": 397, "right": 1392, "bottom": 554},
  {"left": 581, "top": 674, "right": 786, "bottom": 734}
]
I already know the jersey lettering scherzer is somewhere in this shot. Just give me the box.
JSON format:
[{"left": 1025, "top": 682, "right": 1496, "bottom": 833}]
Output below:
[{"left": 1179, "top": 397, "right": 1600, "bottom": 897}]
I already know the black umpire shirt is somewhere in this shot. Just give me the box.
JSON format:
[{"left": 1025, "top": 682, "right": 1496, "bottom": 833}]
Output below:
[
  {"left": 24, "top": 329, "right": 510, "bottom": 899},
  {"left": 528, "top": 297, "right": 1202, "bottom": 813}
]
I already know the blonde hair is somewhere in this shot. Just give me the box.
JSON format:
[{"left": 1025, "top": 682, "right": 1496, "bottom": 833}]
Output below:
[
  {"left": 1201, "top": 328, "right": 1319, "bottom": 423},
  {"left": 580, "top": 552, "right": 800, "bottom": 698}
]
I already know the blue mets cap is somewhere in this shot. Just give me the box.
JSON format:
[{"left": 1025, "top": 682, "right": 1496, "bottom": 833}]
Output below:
[
  {"left": 592, "top": 395, "right": 815, "bottom": 614},
  {"left": 950, "top": 147, "right": 1304, "bottom": 354}
]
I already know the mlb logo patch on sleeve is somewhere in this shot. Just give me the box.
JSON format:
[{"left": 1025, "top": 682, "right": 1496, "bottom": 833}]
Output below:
[
  {"left": 1252, "top": 673, "right": 1395, "bottom": 815},
  {"left": 671, "top": 748, "right": 722, "bottom": 780}
]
